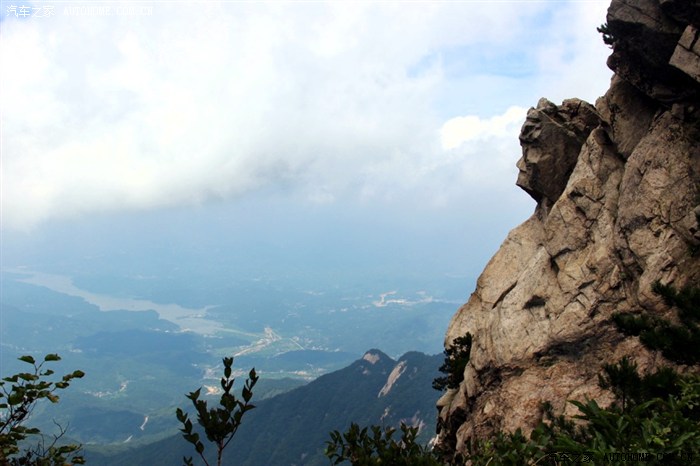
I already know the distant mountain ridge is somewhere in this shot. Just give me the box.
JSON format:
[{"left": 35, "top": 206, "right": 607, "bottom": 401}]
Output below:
[{"left": 87, "top": 349, "right": 442, "bottom": 466}]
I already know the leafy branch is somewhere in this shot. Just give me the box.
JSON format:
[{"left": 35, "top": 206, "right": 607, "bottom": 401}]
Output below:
[
  {"left": 176, "top": 356, "right": 258, "bottom": 466},
  {"left": 0, "top": 354, "right": 85, "bottom": 465}
]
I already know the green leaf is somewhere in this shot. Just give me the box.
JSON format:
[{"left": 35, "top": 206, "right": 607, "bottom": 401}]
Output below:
[
  {"left": 186, "top": 388, "right": 201, "bottom": 401},
  {"left": 7, "top": 392, "right": 25, "bottom": 406},
  {"left": 18, "top": 355, "right": 35, "bottom": 364},
  {"left": 17, "top": 373, "right": 38, "bottom": 382}
]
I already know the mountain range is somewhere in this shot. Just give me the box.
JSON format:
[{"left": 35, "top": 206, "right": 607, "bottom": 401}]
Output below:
[{"left": 86, "top": 349, "right": 442, "bottom": 465}]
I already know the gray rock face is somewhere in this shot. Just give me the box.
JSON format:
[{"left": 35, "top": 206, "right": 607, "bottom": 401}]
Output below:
[
  {"left": 516, "top": 98, "right": 600, "bottom": 209},
  {"left": 670, "top": 25, "right": 700, "bottom": 84},
  {"left": 606, "top": 0, "right": 700, "bottom": 102},
  {"left": 436, "top": 0, "right": 700, "bottom": 460}
]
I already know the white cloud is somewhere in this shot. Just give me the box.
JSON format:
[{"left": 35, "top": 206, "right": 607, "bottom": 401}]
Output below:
[
  {"left": 532, "top": 1, "right": 613, "bottom": 104},
  {"left": 440, "top": 106, "right": 527, "bottom": 150},
  {"left": 0, "top": 1, "right": 612, "bottom": 230}
]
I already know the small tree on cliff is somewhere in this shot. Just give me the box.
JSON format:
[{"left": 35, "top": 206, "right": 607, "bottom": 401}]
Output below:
[
  {"left": 432, "top": 333, "right": 472, "bottom": 392},
  {"left": 613, "top": 281, "right": 700, "bottom": 365}
]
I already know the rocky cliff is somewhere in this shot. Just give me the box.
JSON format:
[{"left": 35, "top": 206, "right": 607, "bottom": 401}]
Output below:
[{"left": 436, "top": 0, "right": 700, "bottom": 459}]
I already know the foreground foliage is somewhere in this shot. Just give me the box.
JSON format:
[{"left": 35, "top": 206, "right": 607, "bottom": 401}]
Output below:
[
  {"left": 0, "top": 354, "right": 85, "bottom": 466},
  {"left": 325, "top": 422, "right": 442, "bottom": 465},
  {"left": 464, "top": 364, "right": 699, "bottom": 465},
  {"left": 176, "top": 356, "right": 258, "bottom": 466}
]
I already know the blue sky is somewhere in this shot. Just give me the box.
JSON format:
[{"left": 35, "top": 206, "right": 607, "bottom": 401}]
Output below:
[{"left": 0, "top": 1, "right": 613, "bottom": 282}]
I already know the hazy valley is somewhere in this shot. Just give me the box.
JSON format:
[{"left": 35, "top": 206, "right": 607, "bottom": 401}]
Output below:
[{"left": 0, "top": 229, "right": 471, "bottom": 455}]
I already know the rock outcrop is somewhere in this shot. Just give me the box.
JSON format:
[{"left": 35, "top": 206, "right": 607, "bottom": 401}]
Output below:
[{"left": 436, "top": 0, "right": 700, "bottom": 460}]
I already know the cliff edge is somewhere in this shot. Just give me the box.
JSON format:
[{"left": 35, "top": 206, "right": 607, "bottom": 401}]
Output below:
[{"left": 436, "top": 0, "right": 700, "bottom": 459}]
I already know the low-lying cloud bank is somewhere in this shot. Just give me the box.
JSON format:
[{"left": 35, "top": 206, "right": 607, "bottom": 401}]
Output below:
[{"left": 1, "top": 2, "right": 611, "bottom": 230}]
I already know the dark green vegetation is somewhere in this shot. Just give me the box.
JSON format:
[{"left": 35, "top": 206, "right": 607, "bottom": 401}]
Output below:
[
  {"left": 597, "top": 23, "right": 616, "bottom": 47},
  {"left": 0, "top": 354, "right": 85, "bottom": 465},
  {"left": 432, "top": 333, "right": 472, "bottom": 391},
  {"left": 326, "top": 422, "right": 442, "bottom": 465},
  {"left": 460, "top": 364, "right": 699, "bottom": 465},
  {"left": 613, "top": 282, "right": 700, "bottom": 365},
  {"left": 177, "top": 357, "right": 258, "bottom": 466}
]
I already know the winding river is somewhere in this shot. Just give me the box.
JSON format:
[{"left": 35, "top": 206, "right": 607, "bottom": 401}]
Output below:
[{"left": 6, "top": 268, "right": 223, "bottom": 335}]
